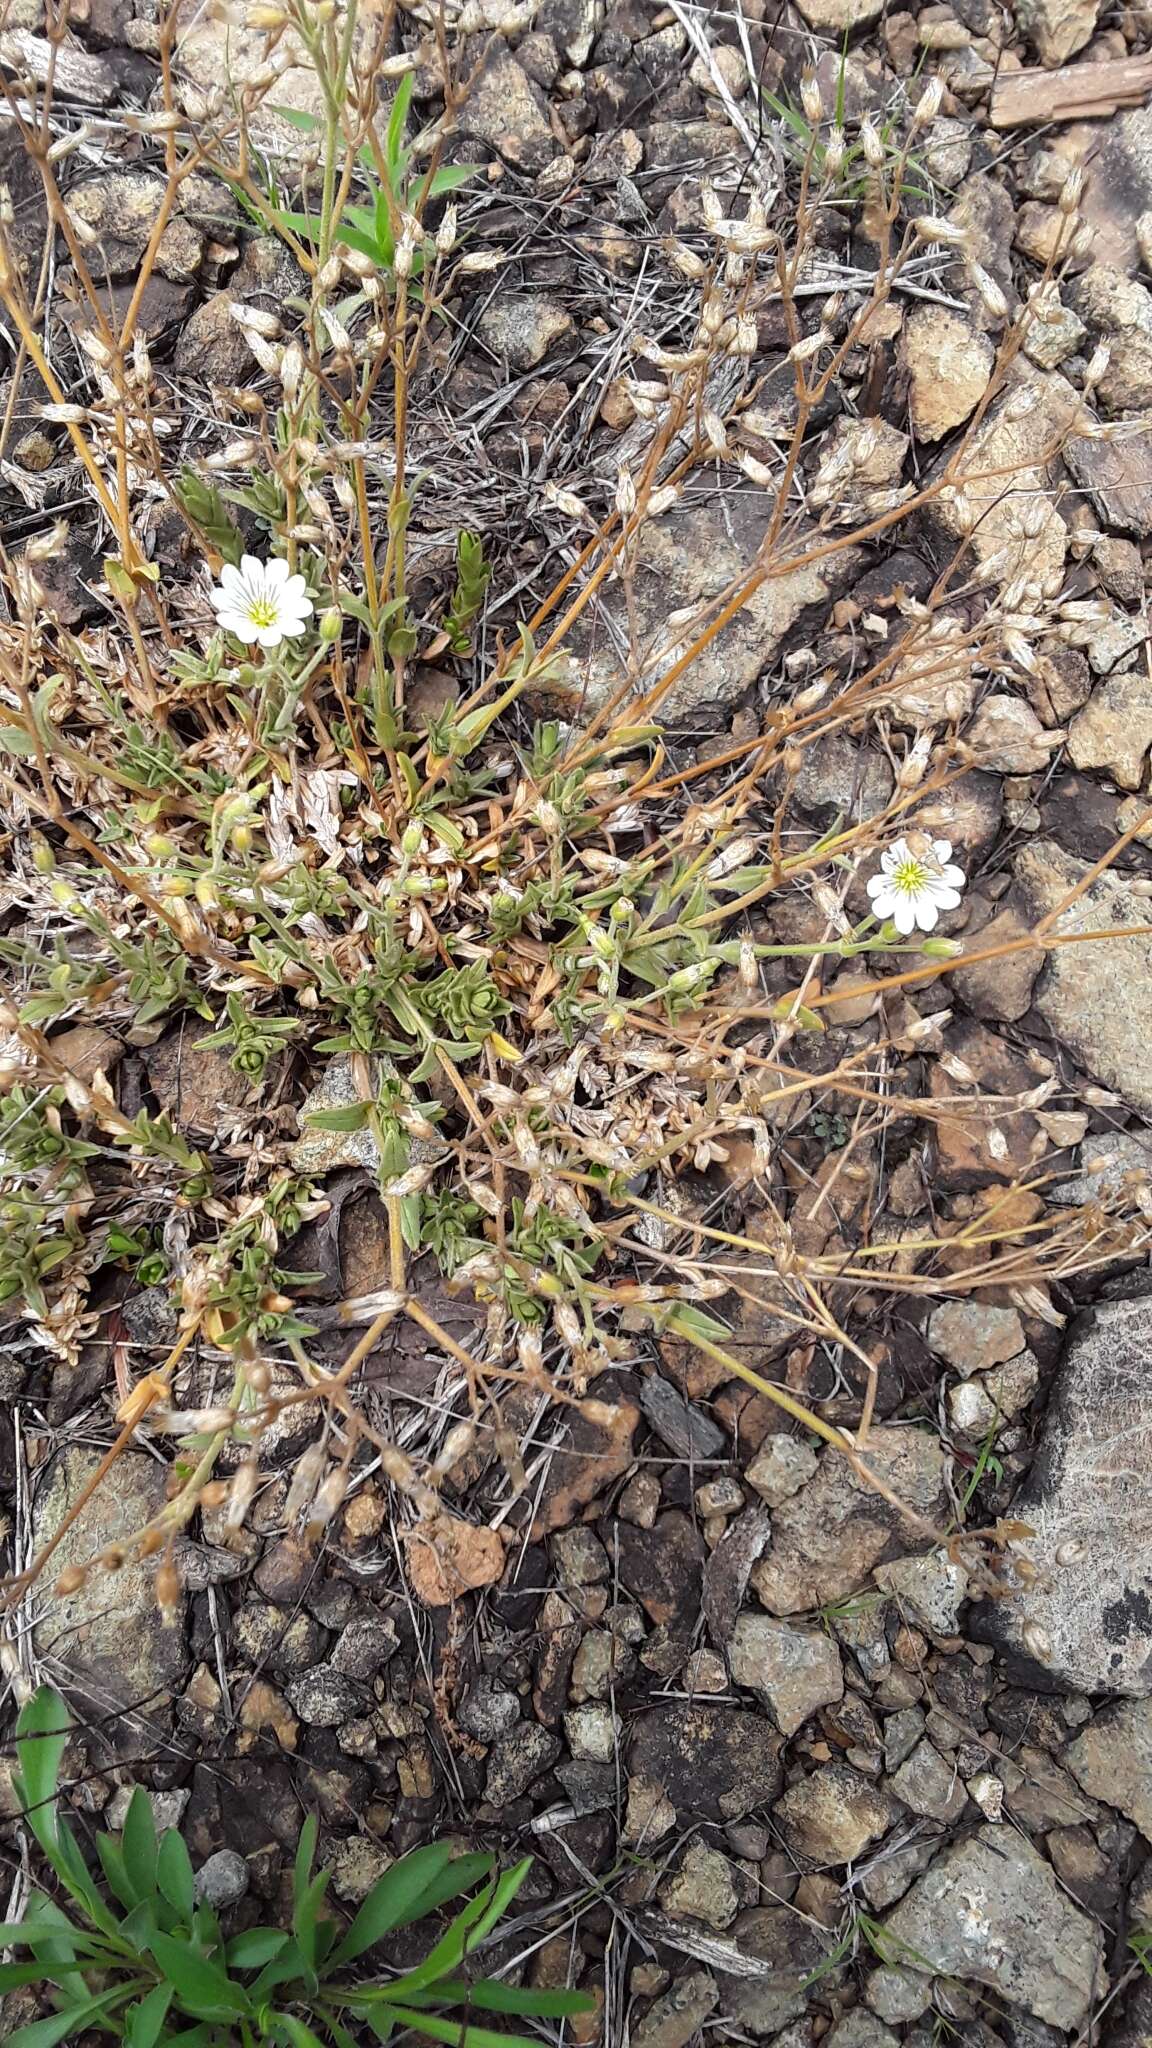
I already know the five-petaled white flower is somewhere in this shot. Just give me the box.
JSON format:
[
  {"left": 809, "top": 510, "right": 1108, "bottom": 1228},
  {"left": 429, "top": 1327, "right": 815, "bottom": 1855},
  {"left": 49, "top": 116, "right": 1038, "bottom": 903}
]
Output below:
[
  {"left": 867, "top": 836, "right": 966, "bottom": 936},
  {"left": 209, "top": 555, "right": 314, "bottom": 649}
]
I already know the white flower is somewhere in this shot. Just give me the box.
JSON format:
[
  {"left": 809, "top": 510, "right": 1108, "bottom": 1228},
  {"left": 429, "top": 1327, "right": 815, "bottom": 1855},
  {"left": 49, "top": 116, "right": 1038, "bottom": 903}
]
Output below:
[
  {"left": 209, "top": 555, "right": 314, "bottom": 649},
  {"left": 866, "top": 837, "right": 966, "bottom": 936}
]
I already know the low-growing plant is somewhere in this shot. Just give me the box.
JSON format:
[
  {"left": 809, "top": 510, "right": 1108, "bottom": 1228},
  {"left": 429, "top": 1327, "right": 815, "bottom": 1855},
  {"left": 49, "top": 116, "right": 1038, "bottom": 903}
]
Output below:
[{"left": 2, "top": 1688, "right": 591, "bottom": 2048}]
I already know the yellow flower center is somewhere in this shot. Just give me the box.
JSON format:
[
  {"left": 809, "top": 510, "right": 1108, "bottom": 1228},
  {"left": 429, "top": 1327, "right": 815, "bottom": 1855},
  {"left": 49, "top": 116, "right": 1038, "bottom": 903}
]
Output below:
[
  {"left": 248, "top": 597, "right": 279, "bottom": 628},
  {"left": 892, "top": 856, "right": 928, "bottom": 895}
]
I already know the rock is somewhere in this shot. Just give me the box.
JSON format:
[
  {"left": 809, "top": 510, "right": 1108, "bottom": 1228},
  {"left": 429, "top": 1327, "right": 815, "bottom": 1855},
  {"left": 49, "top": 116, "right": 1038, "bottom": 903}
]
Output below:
[
  {"left": 929, "top": 1017, "right": 1044, "bottom": 1187},
  {"left": 1022, "top": 283, "right": 1087, "bottom": 369},
  {"left": 884, "top": 1707, "right": 926, "bottom": 1772},
  {"left": 532, "top": 1395, "right": 639, "bottom": 1537},
  {"left": 1094, "top": 535, "right": 1145, "bottom": 603},
  {"left": 825, "top": 2015, "right": 899, "bottom": 2048},
  {"left": 888, "top": 618, "right": 976, "bottom": 727},
  {"left": 659, "top": 1839, "right": 739, "bottom": 1928},
  {"left": 883, "top": 1825, "right": 1101, "bottom": 2028},
  {"left": 1079, "top": 106, "right": 1152, "bottom": 273},
  {"left": 331, "top": 1836, "right": 392, "bottom": 1905},
  {"left": 1067, "top": 673, "right": 1152, "bottom": 790},
  {"left": 1070, "top": 264, "right": 1152, "bottom": 408},
  {"left": 888, "top": 1739, "right": 968, "bottom": 1822},
  {"left": 403, "top": 1516, "right": 505, "bottom": 1606},
  {"left": 1015, "top": 0, "right": 1098, "bottom": 64},
  {"left": 33, "top": 1448, "right": 188, "bottom": 1712},
  {"left": 860, "top": 1834, "right": 941, "bottom": 1911},
  {"left": 927, "top": 1300, "right": 1025, "bottom": 1375},
  {"left": 745, "top": 1434, "right": 818, "bottom": 1506},
  {"left": 175, "top": 6, "right": 391, "bottom": 155},
  {"left": 623, "top": 1775, "right": 677, "bottom": 1844},
  {"left": 283, "top": 1670, "right": 362, "bottom": 1727},
  {"left": 639, "top": 1376, "right": 725, "bottom": 1460},
  {"left": 565, "top": 1704, "right": 617, "bottom": 1762},
  {"left": 1065, "top": 425, "right": 1152, "bottom": 538},
  {"left": 930, "top": 367, "right": 1083, "bottom": 594},
  {"left": 617, "top": 1512, "right": 704, "bottom": 1631},
  {"left": 632, "top": 1971, "right": 718, "bottom": 2048},
  {"left": 1083, "top": 611, "right": 1147, "bottom": 676},
  {"left": 792, "top": 0, "right": 882, "bottom": 28},
  {"left": 774, "top": 1763, "right": 900, "bottom": 1867},
  {"left": 458, "top": 48, "right": 556, "bottom": 169},
  {"left": 562, "top": 497, "right": 864, "bottom": 730},
  {"left": 1014, "top": 201, "right": 1090, "bottom": 267},
  {"left": 65, "top": 173, "right": 204, "bottom": 281},
  {"left": 1067, "top": 1701, "right": 1152, "bottom": 1840},
  {"left": 948, "top": 1349, "right": 1040, "bottom": 1433},
  {"left": 1049, "top": 1128, "right": 1152, "bottom": 1205},
  {"left": 291, "top": 1054, "right": 445, "bottom": 1176},
  {"left": 949, "top": 903, "right": 1045, "bottom": 1024},
  {"left": 484, "top": 1725, "right": 561, "bottom": 1803},
  {"left": 965, "top": 694, "right": 1063, "bottom": 773},
  {"left": 174, "top": 292, "right": 260, "bottom": 383},
  {"left": 477, "top": 294, "right": 573, "bottom": 370},
  {"left": 750, "top": 1428, "right": 950, "bottom": 1616},
  {"left": 0, "top": 27, "right": 118, "bottom": 99},
  {"left": 628, "top": 1703, "right": 783, "bottom": 1821},
  {"left": 717, "top": 1908, "right": 831, "bottom": 2037},
  {"left": 194, "top": 1848, "right": 249, "bottom": 1908},
  {"left": 330, "top": 1615, "right": 399, "bottom": 1680},
  {"left": 974, "top": 1291, "right": 1152, "bottom": 1694},
  {"left": 949, "top": 174, "right": 1018, "bottom": 331},
  {"left": 459, "top": 1682, "right": 521, "bottom": 1742},
  {"left": 727, "top": 1613, "right": 844, "bottom": 1735},
  {"left": 553, "top": 1526, "right": 609, "bottom": 1586},
  {"left": 901, "top": 307, "right": 994, "bottom": 442},
  {"left": 791, "top": 733, "right": 894, "bottom": 822},
  {"left": 866, "top": 1966, "right": 933, "bottom": 2024},
  {"left": 1015, "top": 841, "right": 1152, "bottom": 1116},
  {"left": 874, "top": 1551, "right": 966, "bottom": 1634}
]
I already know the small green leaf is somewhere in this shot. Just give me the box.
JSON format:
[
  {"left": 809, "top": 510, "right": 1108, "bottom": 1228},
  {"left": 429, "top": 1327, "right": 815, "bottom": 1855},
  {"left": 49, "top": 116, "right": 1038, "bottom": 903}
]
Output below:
[
  {"left": 7, "top": 1991, "right": 126, "bottom": 2047},
  {"left": 329, "top": 1843, "right": 456, "bottom": 1967},
  {"left": 0, "top": 726, "right": 37, "bottom": 757},
  {"left": 375, "top": 2004, "right": 556, "bottom": 2048},
  {"left": 121, "top": 1786, "right": 159, "bottom": 1902},
  {"left": 14, "top": 1689, "right": 69, "bottom": 1852},
  {"left": 226, "top": 1928, "right": 289, "bottom": 1970},
  {"left": 157, "top": 1829, "right": 196, "bottom": 1920},
  {"left": 273, "top": 2016, "right": 329, "bottom": 2048},
  {"left": 304, "top": 1103, "right": 369, "bottom": 1133},
  {"left": 145, "top": 1932, "right": 248, "bottom": 2020},
  {"left": 123, "top": 1983, "right": 173, "bottom": 2048}
]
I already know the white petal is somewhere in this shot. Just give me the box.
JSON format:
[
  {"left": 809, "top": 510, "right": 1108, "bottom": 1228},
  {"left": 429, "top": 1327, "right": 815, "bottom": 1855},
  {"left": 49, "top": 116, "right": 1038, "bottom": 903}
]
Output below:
[
  {"left": 937, "top": 864, "right": 965, "bottom": 889},
  {"left": 217, "top": 562, "right": 248, "bottom": 598},
  {"left": 915, "top": 898, "right": 939, "bottom": 931},
  {"left": 263, "top": 556, "right": 291, "bottom": 589},
  {"left": 866, "top": 874, "right": 887, "bottom": 899},
  {"left": 931, "top": 839, "right": 953, "bottom": 863},
  {"left": 216, "top": 609, "right": 258, "bottom": 640},
  {"left": 276, "top": 617, "right": 308, "bottom": 638},
  {"left": 870, "top": 887, "right": 897, "bottom": 921},
  {"left": 255, "top": 622, "right": 284, "bottom": 648},
  {"left": 893, "top": 898, "right": 917, "bottom": 936},
  {"left": 929, "top": 886, "right": 962, "bottom": 911},
  {"left": 883, "top": 839, "right": 910, "bottom": 872},
  {"left": 281, "top": 574, "right": 310, "bottom": 602}
]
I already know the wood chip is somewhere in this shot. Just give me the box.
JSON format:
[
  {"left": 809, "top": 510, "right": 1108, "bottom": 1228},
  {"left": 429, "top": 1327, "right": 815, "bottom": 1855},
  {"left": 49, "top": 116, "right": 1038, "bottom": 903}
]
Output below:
[{"left": 990, "top": 52, "right": 1152, "bottom": 128}]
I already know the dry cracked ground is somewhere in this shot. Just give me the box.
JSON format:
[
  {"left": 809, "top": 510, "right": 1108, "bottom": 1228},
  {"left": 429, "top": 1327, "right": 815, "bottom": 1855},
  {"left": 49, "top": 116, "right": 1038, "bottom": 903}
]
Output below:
[{"left": 12, "top": 0, "right": 1152, "bottom": 2041}]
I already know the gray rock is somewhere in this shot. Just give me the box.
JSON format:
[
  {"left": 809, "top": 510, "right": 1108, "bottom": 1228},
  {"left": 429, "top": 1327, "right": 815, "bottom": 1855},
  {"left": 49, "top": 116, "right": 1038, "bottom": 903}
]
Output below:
[
  {"left": 859, "top": 1833, "right": 941, "bottom": 1911},
  {"left": 33, "top": 1448, "right": 188, "bottom": 1712},
  {"left": 927, "top": 365, "right": 1082, "bottom": 592},
  {"left": 717, "top": 1908, "right": 830, "bottom": 2037},
  {"left": 330, "top": 1615, "right": 399, "bottom": 1680},
  {"left": 948, "top": 1352, "right": 1040, "bottom": 1436},
  {"left": 1016, "top": 0, "right": 1098, "bottom": 63},
  {"left": 639, "top": 1376, "right": 725, "bottom": 1460},
  {"left": 552, "top": 1526, "right": 609, "bottom": 1585},
  {"left": 884, "top": 1707, "right": 925, "bottom": 1773},
  {"left": 284, "top": 1669, "right": 362, "bottom": 1726},
  {"left": 865, "top": 1965, "right": 932, "bottom": 2024},
  {"left": 476, "top": 293, "right": 573, "bottom": 371},
  {"left": 1065, "top": 1698, "right": 1152, "bottom": 1837},
  {"left": 745, "top": 1435, "right": 818, "bottom": 1506},
  {"left": 194, "top": 1848, "right": 249, "bottom": 1909},
  {"left": 559, "top": 495, "right": 864, "bottom": 730},
  {"left": 1015, "top": 842, "right": 1152, "bottom": 1118},
  {"left": 873, "top": 1552, "right": 966, "bottom": 1635},
  {"left": 972, "top": 1291, "right": 1152, "bottom": 1693},
  {"left": 791, "top": 732, "right": 894, "bottom": 822},
  {"left": 1066, "top": 424, "right": 1152, "bottom": 538},
  {"left": 1050, "top": 1129, "right": 1152, "bottom": 1205},
  {"left": 727, "top": 1613, "right": 843, "bottom": 1736},
  {"left": 926, "top": 1300, "right": 1025, "bottom": 1376},
  {"left": 291, "top": 1053, "right": 446, "bottom": 1177},
  {"left": 459, "top": 1681, "right": 521, "bottom": 1742},
  {"left": 1068, "top": 673, "right": 1152, "bottom": 789},
  {"left": 751, "top": 1428, "right": 950, "bottom": 1616},
  {"left": 884, "top": 1825, "right": 1101, "bottom": 2027},
  {"left": 458, "top": 48, "right": 556, "bottom": 170},
  {"left": 564, "top": 1703, "right": 618, "bottom": 1762},
  {"left": 484, "top": 1724, "right": 561, "bottom": 1803},
  {"left": 632, "top": 1970, "right": 718, "bottom": 2048},
  {"left": 774, "top": 1763, "right": 900, "bottom": 1868},
  {"left": 65, "top": 172, "right": 204, "bottom": 280},
  {"left": 174, "top": 292, "right": 256, "bottom": 384},
  {"left": 824, "top": 2014, "right": 899, "bottom": 2048},
  {"left": 888, "top": 1740, "right": 968, "bottom": 1823}
]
